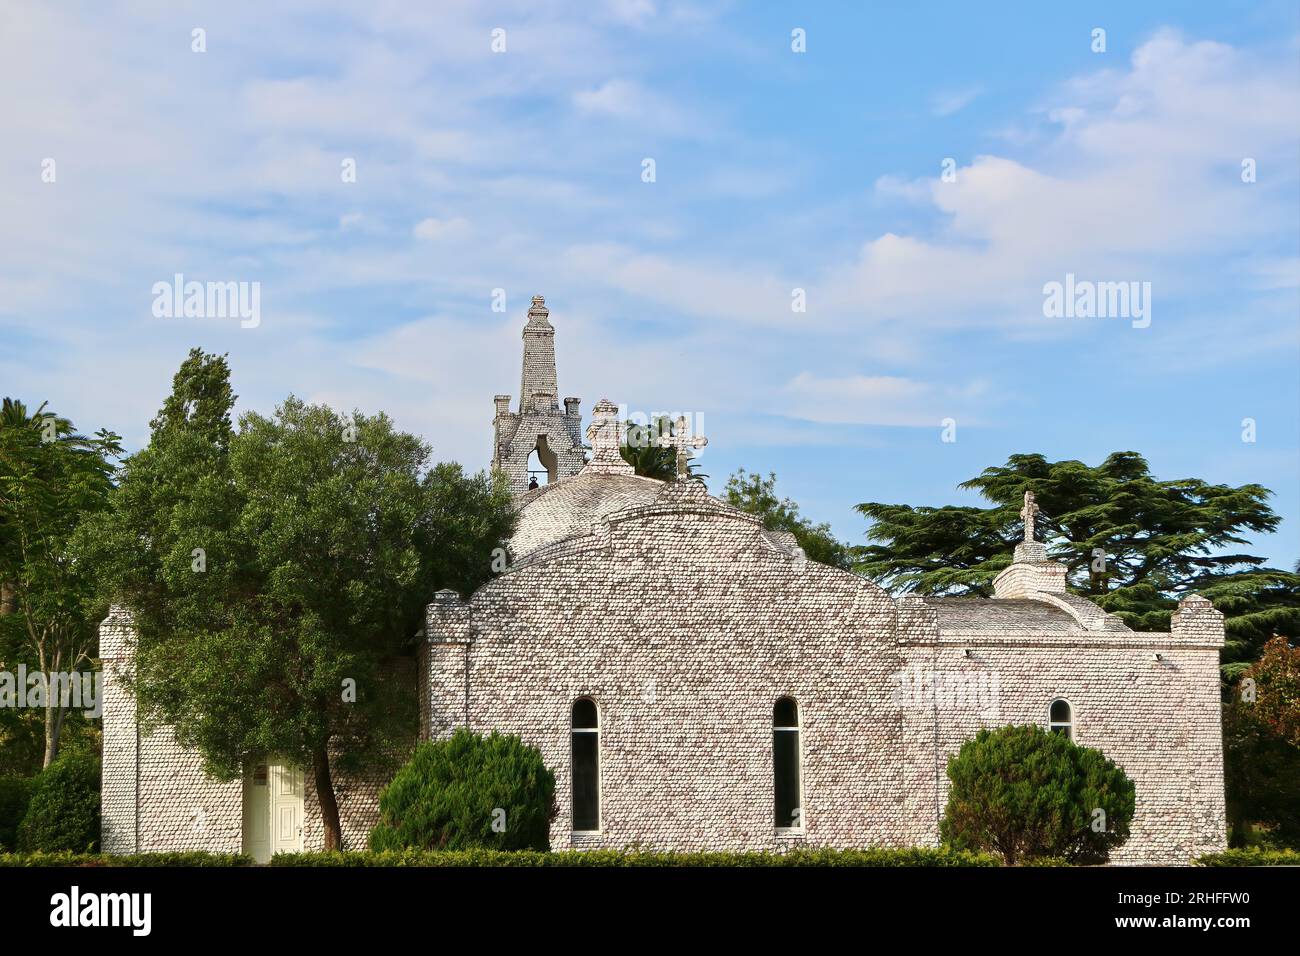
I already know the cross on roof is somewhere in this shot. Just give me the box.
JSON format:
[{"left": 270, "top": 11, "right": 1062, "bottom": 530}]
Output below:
[
  {"left": 655, "top": 416, "right": 707, "bottom": 480},
  {"left": 1020, "top": 489, "right": 1039, "bottom": 543}
]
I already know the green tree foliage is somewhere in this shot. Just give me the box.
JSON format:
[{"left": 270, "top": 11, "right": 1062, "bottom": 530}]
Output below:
[
  {"left": 1223, "top": 637, "right": 1300, "bottom": 848},
  {"left": 16, "top": 751, "right": 100, "bottom": 853},
  {"left": 619, "top": 416, "right": 705, "bottom": 481},
  {"left": 78, "top": 349, "right": 516, "bottom": 849},
  {"left": 725, "top": 469, "right": 853, "bottom": 570},
  {"left": 369, "top": 729, "right": 556, "bottom": 852},
  {"left": 0, "top": 397, "right": 121, "bottom": 766},
  {"left": 1200, "top": 572, "right": 1300, "bottom": 679},
  {"left": 0, "top": 776, "right": 33, "bottom": 850},
  {"left": 855, "top": 452, "right": 1296, "bottom": 658},
  {"left": 940, "top": 724, "right": 1135, "bottom": 865}
]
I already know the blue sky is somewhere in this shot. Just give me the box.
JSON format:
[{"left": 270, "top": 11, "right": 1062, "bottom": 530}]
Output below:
[{"left": 1, "top": 1, "right": 1297, "bottom": 568}]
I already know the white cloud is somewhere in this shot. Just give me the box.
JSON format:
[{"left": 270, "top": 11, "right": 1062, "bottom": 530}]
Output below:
[
  {"left": 413, "top": 217, "right": 471, "bottom": 241},
  {"left": 571, "top": 78, "right": 698, "bottom": 135},
  {"left": 781, "top": 372, "right": 990, "bottom": 427},
  {"left": 932, "top": 86, "right": 982, "bottom": 116},
  {"left": 0, "top": 10, "right": 1294, "bottom": 474}
]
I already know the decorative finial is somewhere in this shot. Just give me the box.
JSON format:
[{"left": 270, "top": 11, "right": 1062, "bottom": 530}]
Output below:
[
  {"left": 582, "top": 399, "right": 634, "bottom": 475},
  {"left": 654, "top": 416, "right": 708, "bottom": 480},
  {"left": 1020, "top": 489, "right": 1038, "bottom": 544},
  {"left": 526, "top": 295, "right": 550, "bottom": 327}
]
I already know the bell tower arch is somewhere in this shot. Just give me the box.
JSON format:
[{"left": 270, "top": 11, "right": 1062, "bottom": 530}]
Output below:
[{"left": 492, "top": 296, "right": 586, "bottom": 495}]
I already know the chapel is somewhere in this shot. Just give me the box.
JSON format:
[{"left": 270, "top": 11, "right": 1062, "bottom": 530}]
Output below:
[{"left": 101, "top": 296, "right": 1228, "bottom": 864}]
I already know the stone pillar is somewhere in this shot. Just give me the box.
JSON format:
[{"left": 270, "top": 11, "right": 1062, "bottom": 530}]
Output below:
[
  {"left": 1171, "top": 593, "right": 1225, "bottom": 642},
  {"left": 519, "top": 296, "right": 559, "bottom": 410},
  {"left": 423, "top": 590, "right": 475, "bottom": 739},
  {"left": 99, "top": 605, "right": 139, "bottom": 854},
  {"left": 581, "top": 399, "right": 635, "bottom": 476}
]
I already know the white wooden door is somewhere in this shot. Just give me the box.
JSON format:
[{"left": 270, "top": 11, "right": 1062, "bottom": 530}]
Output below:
[
  {"left": 242, "top": 764, "right": 271, "bottom": 864},
  {"left": 243, "top": 761, "right": 304, "bottom": 863},
  {"left": 270, "top": 763, "right": 304, "bottom": 855}
]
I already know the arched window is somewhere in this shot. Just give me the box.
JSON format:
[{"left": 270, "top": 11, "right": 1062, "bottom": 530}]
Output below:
[
  {"left": 1048, "top": 699, "right": 1073, "bottom": 739},
  {"left": 773, "top": 697, "right": 803, "bottom": 830},
  {"left": 571, "top": 698, "right": 600, "bottom": 832},
  {"left": 528, "top": 435, "right": 557, "bottom": 486}
]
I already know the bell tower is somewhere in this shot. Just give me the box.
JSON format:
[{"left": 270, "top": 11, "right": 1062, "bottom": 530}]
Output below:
[{"left": 492, "top": 296, "right": 586, "bottom": 495}]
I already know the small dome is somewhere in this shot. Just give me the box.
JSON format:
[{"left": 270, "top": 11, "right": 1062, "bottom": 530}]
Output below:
[{"left": 509, "top": 471, "right": 665, "bottom": 558}]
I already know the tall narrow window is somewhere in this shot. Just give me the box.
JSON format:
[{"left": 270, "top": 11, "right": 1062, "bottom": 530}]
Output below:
[
  {"left": 773, "top": 697, "right": 803, "bottom": 830},
  {"left": 571, "top": 698, "right": 600, "bottom": 832},
  {"left": 1048, "top": 699, "right": 1073, "bottom": 739}
]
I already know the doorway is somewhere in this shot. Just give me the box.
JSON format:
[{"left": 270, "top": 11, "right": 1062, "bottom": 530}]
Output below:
[{"left": 242, "top": 760, "right": 304, "bottom": 863}]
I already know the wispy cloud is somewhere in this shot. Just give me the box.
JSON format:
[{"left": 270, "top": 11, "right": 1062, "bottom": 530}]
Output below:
[{"left": 932, "top": 86, "right": 982, "bottom": 116}]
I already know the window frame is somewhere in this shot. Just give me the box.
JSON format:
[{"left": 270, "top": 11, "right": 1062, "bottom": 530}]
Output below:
[
  {"left": 772, "top": 695, "right": 805, "bottom": 834},
  {"left": 1047, "top": 698, "right": 1074, "bottom": 739},
  {"left": 571, "top": 697, "right": 601, "bottom": 835}
]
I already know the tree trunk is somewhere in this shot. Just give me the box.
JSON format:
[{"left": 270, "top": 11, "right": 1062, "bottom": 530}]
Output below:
[
  {"left": 312, "top": 746, "right": 342, "bottom": 851},
  {"left": 43, "top": 700, "right": 66, "bottom": 768}
]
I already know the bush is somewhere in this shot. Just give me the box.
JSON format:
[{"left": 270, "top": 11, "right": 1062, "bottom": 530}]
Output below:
[
  {"left": 272, "top": 847, "right": 1002, "bottom": 867},
  {"left": 940, "top": 725, "right": 1135, "bottom": 865},
  {"left": 0, "top": 851, "right": 252, "bottom": 867},
  {"left": 16, "top": 752, "right": 101, "bottom": 853},
  {"left": 0, "top": 777, "right": 34, "bottom": 851},
  {"left": 369, "top": 729, "right": 556, "bottom": 852},
  {"left": 1195, "top": 848, "right": 1300, "bottom": 867}
]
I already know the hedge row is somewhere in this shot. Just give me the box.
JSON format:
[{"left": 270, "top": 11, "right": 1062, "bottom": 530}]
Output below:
[
  {"left": 1195, "top": 848, "right": 1300, "bottom": 867},
  {"left": 0, "top": 847, "right": 1000, "bottom": 867},
  {"left": 0, "top": 851, "right": 253, "bottom": 868},
  {"left": 269, "top": 847, "right": 1002, "bottom": 867}
]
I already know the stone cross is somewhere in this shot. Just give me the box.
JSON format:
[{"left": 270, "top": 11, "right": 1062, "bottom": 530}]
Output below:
[
  {"left": 1020, "top": 489, "right": 1039, "bottom": 543},
  {"left": 655, "top": 416, "right": 708, "bottom": 480}
]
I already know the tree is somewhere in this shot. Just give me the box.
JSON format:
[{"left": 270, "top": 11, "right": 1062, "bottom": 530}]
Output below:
[
  {"left": 940, "top": 724, "right": 1135, "bottom": 865},
  {"left": 369, "top": 729, "right": 556, "bottom": 851},
  {"left": 855, "top": 452, "right": 1296, "bottom": 653},
  {"left": 80, "top": 350, "right": 516, "bottom": 849},
  {"left": 619, "top": 416, "right": 705, "bottom": 481},
  {"left": 0, "top": 397, "right": 121, "bottom": 766},
  {"left": 725, "top": 469, "right": 853, "bottom": 570},
  {"left": 1201, "top": 572, "right": 1300, "bottom": 679},
  {"left": 1223, "top": 637, "right": 1300, "bottom": 847}
]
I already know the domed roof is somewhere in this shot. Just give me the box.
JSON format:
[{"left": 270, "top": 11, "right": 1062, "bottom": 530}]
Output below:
[{"left": 509, "top": 471, "right": 666, "bottom": 558}]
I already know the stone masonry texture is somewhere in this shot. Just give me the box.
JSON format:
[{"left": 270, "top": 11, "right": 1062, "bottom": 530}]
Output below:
[{"left": 101, "top": 297, "right": 1227, "bottom": 864}]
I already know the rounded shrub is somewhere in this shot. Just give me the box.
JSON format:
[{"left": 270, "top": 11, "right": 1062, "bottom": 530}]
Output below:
[
  {"left": 370, "top": 729, "right": 555, "bottom": 852},
  {"left": 0, "top": 777, "right": 34, "bottom": 851},
  {"left": 17, "top": 752, "right": 101, "bottom": 853},
  {"left": 940, "top": 724, "right": 1135, "bottom": 865}
]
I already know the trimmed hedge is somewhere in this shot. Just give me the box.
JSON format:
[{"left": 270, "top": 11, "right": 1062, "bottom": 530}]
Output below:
[
  {"left": 271, "top": 847, "right": 1002, "bottom": 867},
  {"left": 0, "top": 777, "right": 34, "bottom": 851},
  {"left": 17, "top": 752, "right": 101, "bottom": 853},
  {"left": 0, "top": 851, "right": 253, "bottom": 867},
  {"left": 1195, "top": 848, "right": 1300, "bottom": 867},
  {"left": 0, "top": 847, "right": 1015, "bottom": 867},
  {"left": 370, "top": 729, "right": 555, "bottom": 852},
  {"left": 941, "top": 725, "right": 1135, "bottom": 865}
]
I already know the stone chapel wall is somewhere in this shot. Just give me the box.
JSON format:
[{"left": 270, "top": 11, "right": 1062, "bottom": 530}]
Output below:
[
  {"left": 100, "top": 611, "right": 387, "bottom": 855},
  {"left": 425, "top": 507, "right": 907, "bottom": 852}
]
